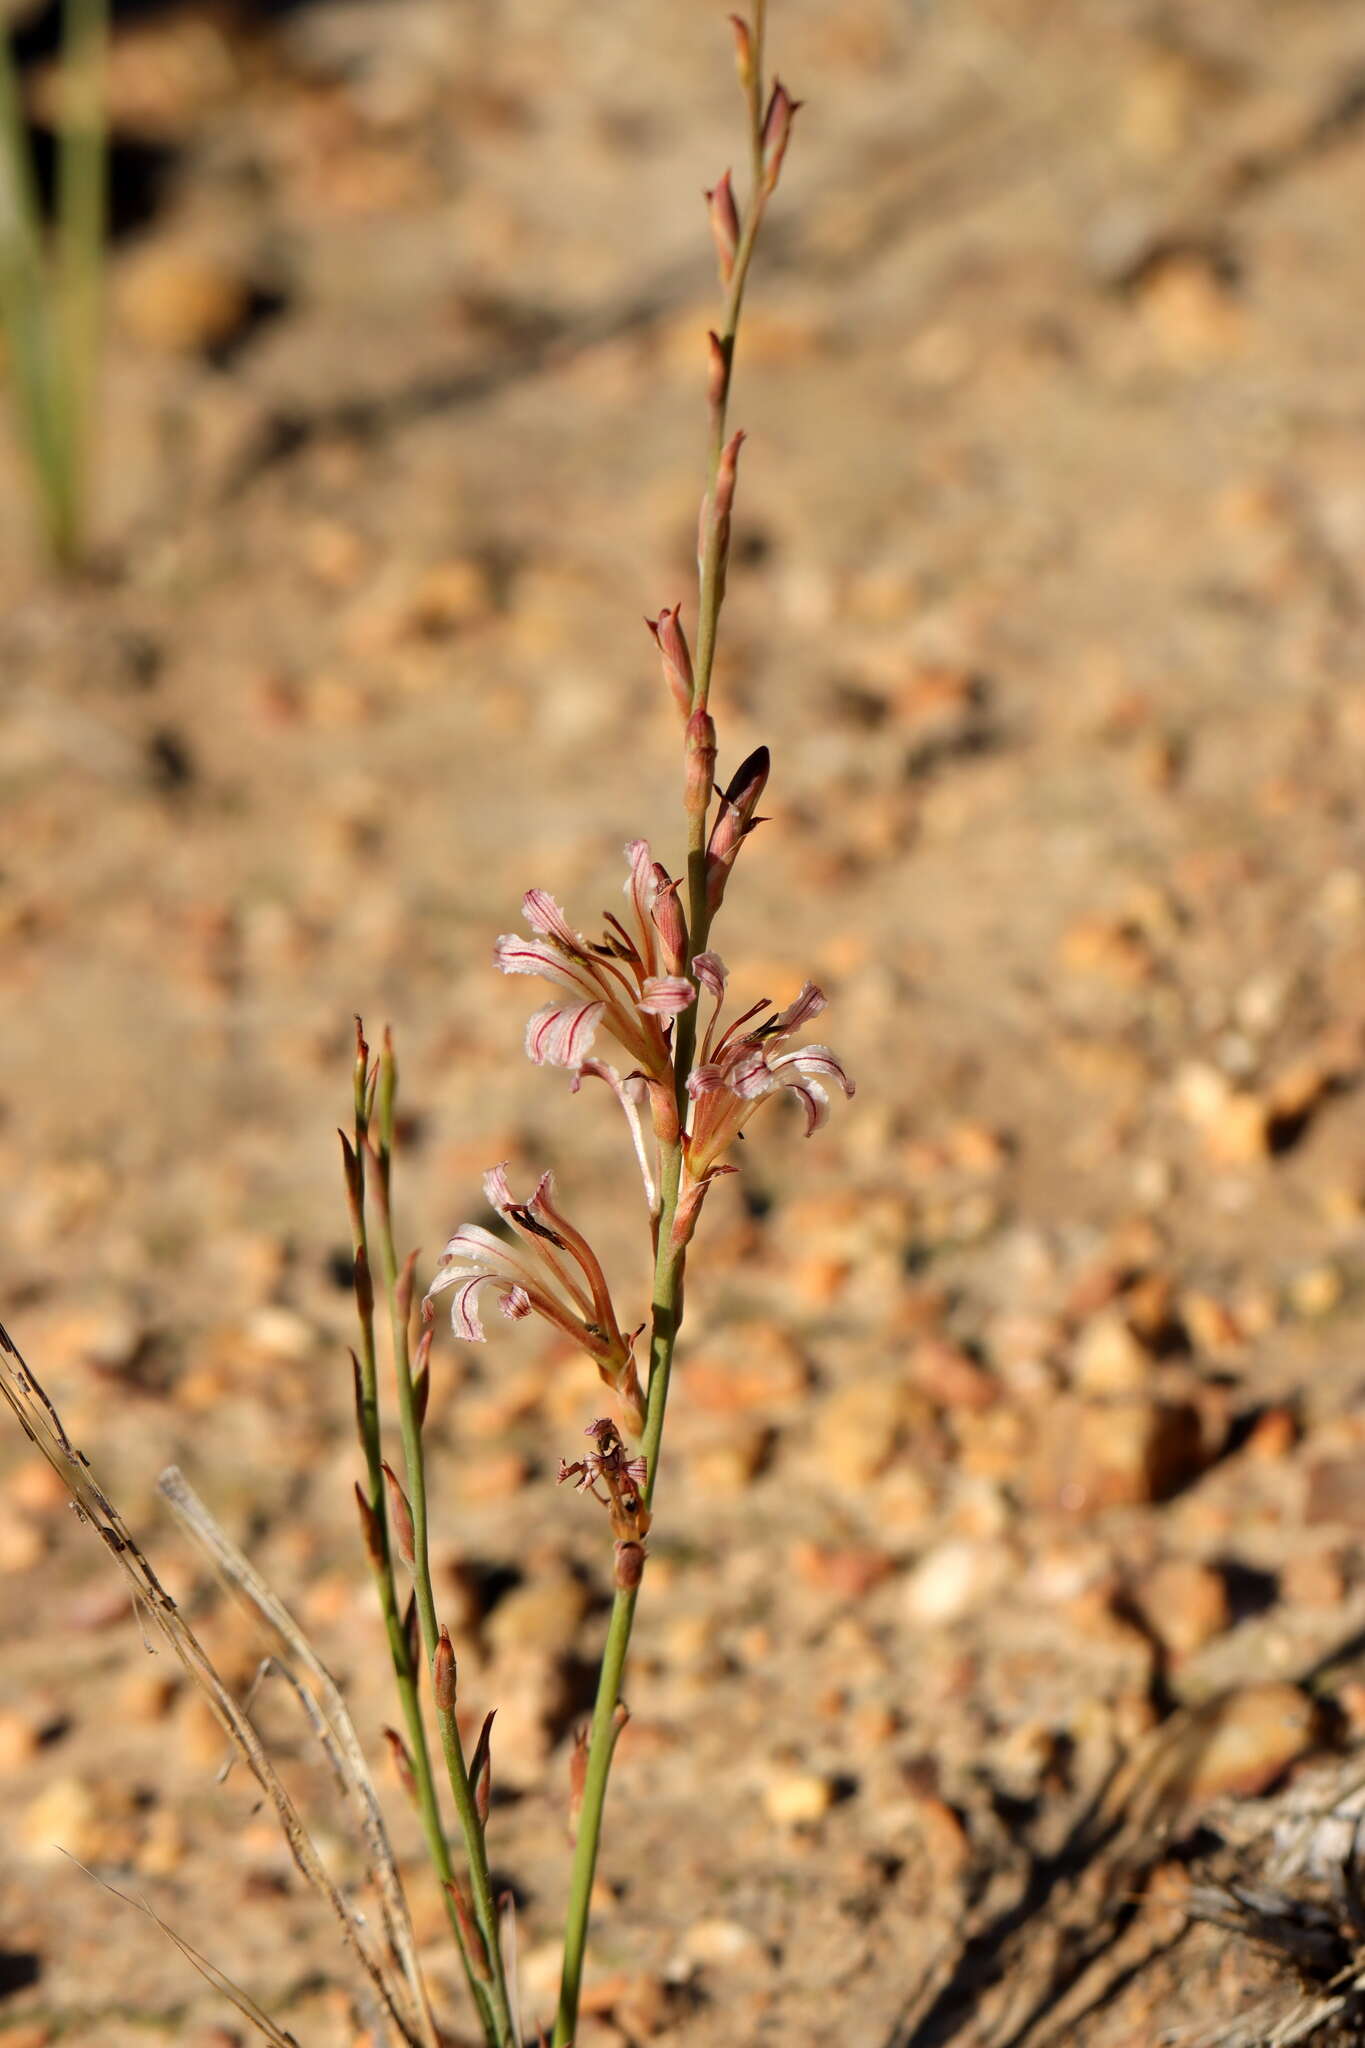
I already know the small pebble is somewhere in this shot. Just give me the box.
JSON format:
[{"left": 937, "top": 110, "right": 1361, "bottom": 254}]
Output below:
[
  {"left": 763, "top": 1769, "right": 836, "bottom": 1826},
  {"left": 1182, "top": 1683, "right": 1317, "bottom": 1806},
  {"left": 1133, "top": 1558, "right": 1230, "bottom": 1658},
  {"left": 904, "top": 1538, "right": 1013, "bottom": 1625},
  {"left": 1289, "top": 1263, "right": 1344, "bottom": 1320}
]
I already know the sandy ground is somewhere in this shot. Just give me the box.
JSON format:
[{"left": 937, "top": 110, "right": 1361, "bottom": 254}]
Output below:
[{"left": 3, "top": 1, "right": 1365, "bottom": 2043}]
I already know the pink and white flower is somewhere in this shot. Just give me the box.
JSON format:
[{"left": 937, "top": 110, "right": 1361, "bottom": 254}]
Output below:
[
  {"left": 424, "top": 1164, "right": 645, "bottom": 1428},
  {"left": 680, "top": 955, "right": 854, "bottom": 1221},
  {"left": 495, "top": 843, "right": 693, "bottom": 1085}
]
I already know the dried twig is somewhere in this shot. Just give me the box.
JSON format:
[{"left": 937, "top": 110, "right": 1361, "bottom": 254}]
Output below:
[{"left": 0, "top": 1320, "right": 421, "bottom": 2048}]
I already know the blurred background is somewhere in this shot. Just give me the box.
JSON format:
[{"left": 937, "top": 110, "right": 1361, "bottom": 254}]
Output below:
[{"left": 2, "top": 1, "right": 1365, "bottom": 2043}]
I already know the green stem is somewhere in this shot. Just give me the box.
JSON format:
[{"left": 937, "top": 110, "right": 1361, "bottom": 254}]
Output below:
[
  {"left": 553, "top": 1143, "right": 685, "bottom": 2047},
  {"left": 345, "top": 1062, "right": 487, "bottom": 2030},
  {"left": 375, "top": 1042, "right": 518, "bottom": 2048}
]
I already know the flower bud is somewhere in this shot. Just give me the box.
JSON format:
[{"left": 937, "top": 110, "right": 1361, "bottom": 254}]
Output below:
[
  {"left": 412, "top": 1326, "right": 432, "bottom": 1430},
  {"left": 761, "top": 81, "right": 801, "bottom": 195},
  {"left": 354, "top": 1483, "right": 384, "bottom": 1570},
  {"left": 381, "top": 1460, "right": 415, "bottom": 1570},
  {"left": 701, "top": 430, "right": 745, "bottom": 606},
  {"left": 434, "top": 1624, "right": 457, "bottom": 1712},
  {"left": 395, "top": 1247, "right": 418, "bottom": 1325},
  {"left": 650, "top": 871, "right": 688, "bottom": 976},
  {"left": 470, "top": 1710, "right": 495, "bottom": 1828},
  {"left": 729, "top": 13, "right": 754, "bottom": 89},
  {"left": 684, "top": 708, "right": 717, "bottom": 818},
  {"left": 705, "top": 170, "right": 740, "bottom": 284},
  {"left": 383, "top": 1725, "right": 417, "bottom": 1803},
  {"left": 705, "top": 743, "right": 771, "bottom": 910},
  {"left": 351, "top": 1244, "right": 373, "bottom": 1324},
  {"left": 646, "top": 604, "right": 693, "bottom": 718},
  {"left": 706, "top": 329, "right": 729, "bottom": 419},
  {"left": 618, "top": 1356, "right": 647, "bottom": 1439},
  {"left": 443, "top": 1878, "right": 491, "bottom": 1980}
]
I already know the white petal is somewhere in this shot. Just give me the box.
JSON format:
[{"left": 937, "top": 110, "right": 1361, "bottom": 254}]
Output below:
[
  {"left": 446, "top": 1275, "right": 493, "bottom": 1341},
  {"left": 771, "top": 1044, "right": 854, "bottom": 1096},
  {"left": 524, "top": 999, "right": 604, "bottom": 1068},
  {"left": 693, "top": 951, "right": 728, "bottom": 999},
  {"left": 638, "top": 975, "right": 695, "bottom": 1015},
  {"left": 494, "top": 933, "right": 594, "bottom": 996},
  {"left": 770, "top": 982, "right": 827, "bottom": 1036},
  {"left": 522, "top": 891, "right": 583, "bottom": 948}
]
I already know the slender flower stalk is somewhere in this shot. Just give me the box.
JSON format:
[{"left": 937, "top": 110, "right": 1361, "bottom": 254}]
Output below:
[
  {"left": 545, "top": 12, "right": 828, "bottom": 2044},
  {"left": 344, "top": 1027, "right": 517, "bottom": 2048}
]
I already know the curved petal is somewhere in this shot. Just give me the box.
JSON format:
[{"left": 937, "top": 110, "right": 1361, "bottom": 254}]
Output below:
[
  {"left": 495, "top": 933, "right": 597, "bottom": 998},
  {"left": 686, "top": 1060, "right": 728, "bottom": 1099},
  {"left": 434, "top": 1222, "right": 513, "bottom": 1267},
  {"left": 444, "top": 1273, "right": 496, "bottom": 1341},
  {"left": 522, "top": 891, "right": 584, "bottom": 950},
  {"left": 638, "top": 975, "right": 695, "bottom": 1015},
  {"left": 574, "top": 1059, "right": 658, "bottom": 1214},
  {"left": 525, "top": 998, "right": 604, "bottom": 1068},
  {"left": 693, "top": 951, "right": 727, "bottom": 999},
  {"left": 769, "top": 982, "right": 827, "bottom": 1038},
  {"left": 499, "top": 1286, "right": 533, "bottom": 1321},
  {"left": 728, "top": 1044, "right": 777, "bottom": 1099},
  {"left": 623, "top": 839, "right": 658, "bottom": 944},
  {"left": 770, "top": 1044, "right": 855, "bottom": 1096},
  {"left": 785, "top": 1077, "right": 830, "bottom": 1135},
  {"left": 482, "top": 1163, "right": 516, "bottom": 1215}
]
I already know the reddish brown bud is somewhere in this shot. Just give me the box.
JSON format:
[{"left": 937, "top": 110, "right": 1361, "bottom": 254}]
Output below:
[
  {"left": 383, "top": 1725, "right": 417, "bottom": 1802},
  {"left": 705, "top": 743, "right": 771, "bottom": 911},
  {"left": 761, "top": 81, "right": 802, "bottom": 194},
  {"left": 412, "top": 1326, "right": 432, "bottom": 1430},
  {"left": 338, "top": 1129, "right": 360, "bottom": 1203},
  {"left": 684, "top": 709, "right": 717, "bottom": 818},
  {"left": 705, "top": 170, "right": 740, "bottom": 284},
  {"left": 434, "top": 1625, "right": 457, "bottom": 1713},
  {"left": 706, "top": 329, "right": 729, "bottom": 416},
  {"left": 354, "top": 1482, "right": 384, "bottom": 1570},
  {"left": 619, "top": 1357, "right": 647, "bottom": 1439},
  {"left": 650, "top": 872, "right": 688, "bottom": 976},
  {"left": 646, "top": 603, "right": 693, "bottom": 718},
  {"left": 614, "top": 1539, "right": 646, "bottom": 1592},
  {"left": 700, "top": 429, "right": 745, "bottom": 607},
  {"left": 395, "top": 1247, "right": 419, "bottom": 1326},
  {"left": 353, "top": 1017, "right": 373, "bottom": 1128},
  {"left": 729, "top": 13, "right": 754, "bottom": 89},
  {"left": 470, "top": 1709, "right": 496, "bottom": 1828},
  {"left": 352, "top": 1245, "right": 373, "bottom": 1323},
  {"left": 443, "top": 1878, "right": 491, "bottom": 1979},
  {"left": 381, "top": 1461, "right": 415, "bottom": 1570}
]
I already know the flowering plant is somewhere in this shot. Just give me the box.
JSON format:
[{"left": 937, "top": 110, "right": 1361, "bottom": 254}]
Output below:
[{"left": 342, "top": 9, "right": 851, "bottom": 2042}]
